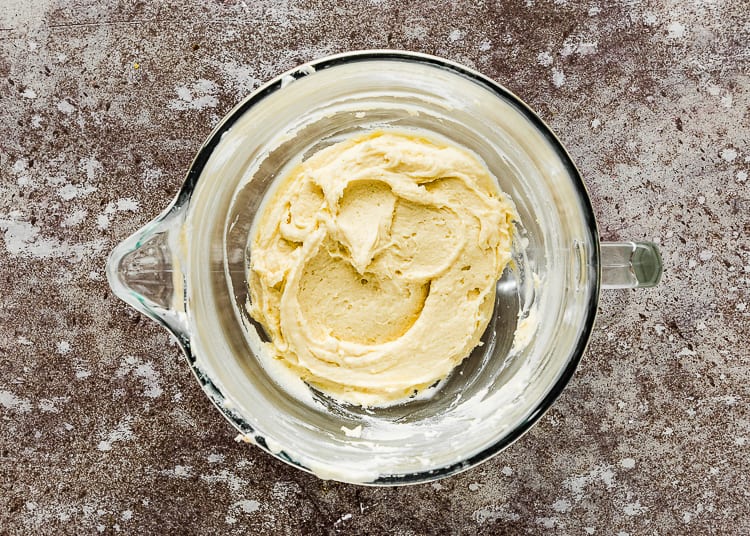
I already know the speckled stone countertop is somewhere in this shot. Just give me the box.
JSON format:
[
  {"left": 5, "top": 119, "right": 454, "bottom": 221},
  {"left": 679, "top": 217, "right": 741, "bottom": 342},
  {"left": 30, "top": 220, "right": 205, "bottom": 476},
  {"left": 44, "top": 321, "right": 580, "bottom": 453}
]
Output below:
[{"left": 1, "top": 1, "right": 748, "bottom": 534}]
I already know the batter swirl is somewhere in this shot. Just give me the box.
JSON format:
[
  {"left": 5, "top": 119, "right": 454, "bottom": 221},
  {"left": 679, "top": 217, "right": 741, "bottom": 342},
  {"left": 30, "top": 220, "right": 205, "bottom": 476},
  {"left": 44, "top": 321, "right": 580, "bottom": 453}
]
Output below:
[{"left": 248, "top": 131, "right": 517, "bottom": 407}]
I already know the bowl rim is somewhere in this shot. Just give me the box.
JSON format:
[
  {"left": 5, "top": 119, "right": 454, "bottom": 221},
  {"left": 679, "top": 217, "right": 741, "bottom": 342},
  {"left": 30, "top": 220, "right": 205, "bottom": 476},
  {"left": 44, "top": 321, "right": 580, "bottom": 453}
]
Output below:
[{"left": 179, "top": 49, "right": 601, "bottom": 485}]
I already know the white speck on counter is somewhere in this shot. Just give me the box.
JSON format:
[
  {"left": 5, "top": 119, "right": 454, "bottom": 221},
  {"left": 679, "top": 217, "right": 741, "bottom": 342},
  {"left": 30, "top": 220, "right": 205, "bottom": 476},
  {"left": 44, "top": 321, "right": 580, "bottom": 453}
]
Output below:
[
  {"left": 624, "top": 500, "right": 647, "bottom": 516},
  {"left": 22, "top": 88, "right": 37, "bottom": 99},
  {"left": 230, "top": 499, "right": 260, "bottom": 514},
  {"left": 12, "top": 158, "right": 29, "bottom": 175},
  {"left": 58, "top": 183, "right": 97, "bottom": 201},
  {"left": 38, "top": 397, "right": 69, "bottom": 413},
  {"left": 217, "top": 61, "right": 260, "bottom": 98},
  {"left": 0, "top": 213, "right": 106, "bottom": 261},
  {"left": 643, "top": 12, "right": 657, "bottom": 26},
  {"left": 448, "top": 29, "right": 464, "bottom": 42},
  {"left": 174, "top": 465, "right": 191, "bottom": 477},
  {"left": 552, "top": 499, "right": 571, "bottom": 513},
  {"left": 713, "top": 394, "right": 739, "bottom": 405},
  {"left": 537, "top": 51, "right": 553, "bottom": 66},
  {"left": 159, "top": 464, "right": 194, "bottom": 478},
  {"left": 116, "top": 198, "right": 140, "bottom": 212},
  {"left": 116, "top": 356, "right": 163, "bottom": 398},
  {"left": 272, "top": 481, "right": 301, "bottom": 501},
  {"left": 62, "top": 210, "right": 87, "bottom": 228},
  {"left": 201, "top": 470, "right": 248, "bottom": 493},
  {"left": 683, "top": 509, "right": 696, "bottom": 523},
  {"left": 333, "top": 513, "right": 352, "bottom": 526},
  {"left": 561, "top": 39, "right": 598, "bottom": 56},
  {"left": 0, "top": 390, "right": 33, "bottom": 413},
  {"left": 57, "top": 99, "right": 76, "bottom": 114},
  {"left": 564, "top": 464, "right": 615, "bottom": 501},
  {"left": 667, "top": 21, "right": 686, "bottom": 39},
  {"left": 473, "top": 505, "right": 521, "bottom": 524},
  {"left": 404, "top": 23, "right": 427, "bottom": 40},
  {"left": 79, "top": 157, "right": 103, "bottom": 180},
  {"left": 552, "top": 68, "right": 566, "bottom": 88},
  {"left": 720, "top": 148, "right": 738, "bottom": 162},
  {"left": 620, "top": 457, "right": 636, "bottom": 469},
  {"left": 502, "top": 466, "right": 513, "bottom": 476},
  {"left": 479, "top": 40, "right": 491, "bottom": 51},
  {"left": 536, "top": 517, "right": 558, "bottom": 529},
  {"left": 97, "top": 417, "right": 134, "bottom": 451},
  {"left": 142, "top": 167, "right": 164, "bottom": 187},
  {"left": 699, "top": 250, "right": 714, "bottom": 261},
  {"left": 168, "top": 79, "right": 219, "bottom": 111},
  {"left": 677, "top": 347, "right": 697, "bottom": 358},
  {"left": 57, "top": 340, "right": 71, "bottom": 354}
]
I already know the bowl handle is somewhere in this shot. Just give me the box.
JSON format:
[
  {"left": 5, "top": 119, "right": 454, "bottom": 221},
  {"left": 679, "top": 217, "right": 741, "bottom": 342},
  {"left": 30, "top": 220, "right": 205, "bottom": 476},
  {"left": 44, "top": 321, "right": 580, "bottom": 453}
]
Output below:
[
  {"left": 600, "top": 241, "right": 663, "bottom": 289},
  {"left": 105, "top": 203, "right": 189, "bottom": 344}
]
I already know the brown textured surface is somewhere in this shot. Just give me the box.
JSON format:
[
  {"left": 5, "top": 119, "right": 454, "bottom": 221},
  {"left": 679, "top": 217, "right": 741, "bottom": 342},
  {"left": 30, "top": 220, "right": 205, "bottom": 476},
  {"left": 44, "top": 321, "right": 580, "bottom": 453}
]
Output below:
[{"left": 1, "top": 1, "right": 748, "bottom": 534}]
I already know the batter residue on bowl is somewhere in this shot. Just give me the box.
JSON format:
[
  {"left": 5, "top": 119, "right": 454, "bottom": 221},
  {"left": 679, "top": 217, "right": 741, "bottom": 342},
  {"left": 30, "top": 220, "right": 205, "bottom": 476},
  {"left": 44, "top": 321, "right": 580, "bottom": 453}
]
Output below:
[{"left": 248, "top": 130, "right": 517, "bottom": 407}]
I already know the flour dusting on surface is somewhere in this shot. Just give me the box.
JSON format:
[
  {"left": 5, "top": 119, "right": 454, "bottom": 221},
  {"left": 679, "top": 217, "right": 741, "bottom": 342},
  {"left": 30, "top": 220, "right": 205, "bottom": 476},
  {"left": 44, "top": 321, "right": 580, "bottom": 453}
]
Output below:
[
  {"left": 552, "top": 68, "right": 566, "bottom": 88},
  {"left": 472, "top": 505, "right": 521, "bottom": 524},
  {"left": 97, "top": 417, "right": 135, "bottom": 451},
  {"left": 537, "top": 51, "right": 553, "bottom": 66},
  {"left": 201, "top": 470, "right": 248, "bottom": 494},
  {"left": 448, "top": 29, "right": 465, "bottom": 42},
  {"left": 564, "top": 464, "right": 616, "bottom": 502},
  {"left": 0, "top": 390, "right": 33, "bottom": 413},
  {"left": 115, "top": 356, "right": 163, "bottom": 399},
  {"left": 168, "top": 79, "right": 219, "bottom": 111},
  {"left": 62, "top": 210, "right": 88, "bottom": 228},
  {"left": 667, "top": 21, "right": 686, "bottom": 39},
  {"left": 57, "top": 99, "right": 76, "bottom": 115},
  {"left": 720, "top": 148, "right": 738, "bottom": 162},
  {"left": 1, "top": 0, "right": 748, "bottom": 532},
  {"left": 0, "top": 213, "right": 106, "bottom": 262}
]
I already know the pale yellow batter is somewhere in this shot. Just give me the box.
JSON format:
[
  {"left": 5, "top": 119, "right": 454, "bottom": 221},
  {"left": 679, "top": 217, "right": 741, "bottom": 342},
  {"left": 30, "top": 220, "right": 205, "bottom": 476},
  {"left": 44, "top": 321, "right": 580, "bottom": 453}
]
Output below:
[{"left": 248, "top": 131, "right": 517, "bottom": 407}]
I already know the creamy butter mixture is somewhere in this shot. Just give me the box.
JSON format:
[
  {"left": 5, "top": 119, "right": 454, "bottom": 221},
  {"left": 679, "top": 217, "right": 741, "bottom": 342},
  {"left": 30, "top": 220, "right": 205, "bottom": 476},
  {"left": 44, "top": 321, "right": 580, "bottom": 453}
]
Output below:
[{"left": 248, "top": 131, "right": 517, "bottom": 407}]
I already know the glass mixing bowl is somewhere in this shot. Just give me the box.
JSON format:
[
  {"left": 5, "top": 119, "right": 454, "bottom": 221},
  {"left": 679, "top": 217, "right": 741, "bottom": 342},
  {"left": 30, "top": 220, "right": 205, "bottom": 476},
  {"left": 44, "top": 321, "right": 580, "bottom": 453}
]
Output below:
[{"left": 107, "top": 50, "right": 661, "bottom": 485}]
